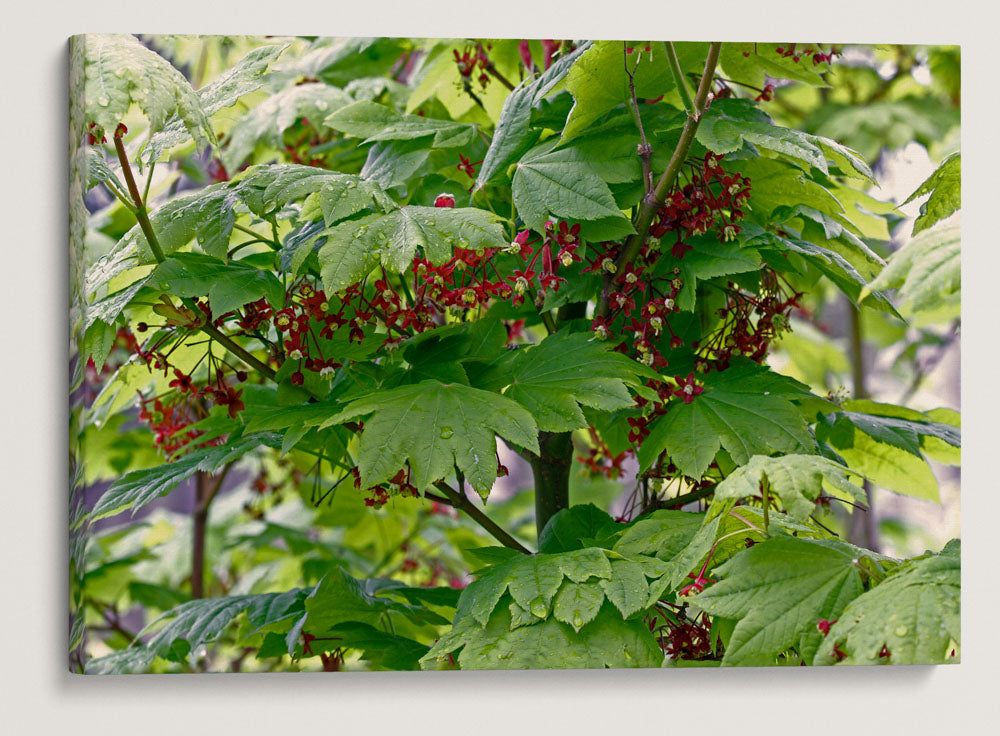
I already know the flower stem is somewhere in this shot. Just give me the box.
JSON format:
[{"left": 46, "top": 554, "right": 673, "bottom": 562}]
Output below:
[
  {"left": 596, "top": 42, "right": 721, "bottom": 319},
  {"left": 113, "top": 135, "right": 278, "bottom": 381}
]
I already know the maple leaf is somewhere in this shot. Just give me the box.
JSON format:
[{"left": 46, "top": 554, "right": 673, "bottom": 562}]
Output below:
[
  {"left": 713, "top": 454, "right": 867, "bottom": 522},
  {"left": 814, "top": 540, "right": 960, "bottom": 665},
  {"left": 638, "top": 359, "right": 820, "bottom": 477},
  {"left": 474, "top": 331, "right": 658, "bottom": 432},
  {"left": 319, "top": 380, "right": 539, "bottom": 497},
  {"left": 693, "top": 537, "right": 868, "bottom": 666}
]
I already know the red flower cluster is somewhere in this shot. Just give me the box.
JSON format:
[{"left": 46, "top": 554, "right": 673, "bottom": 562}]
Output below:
[
  {"left": 353, "top": 466, "right": 420, "bottom": 508},
  {"left": 649, "top": 152, "right": 751, "bottom": 253},
  {"left": 577, "top": 428, "right": 630, "bottom": 480},
  {"left": 654, "top": 609, "right": 714, "bottom": 661},
  {"left": 693, "top": 272, "right": 799, "bottom": 371},
  {"left": 774, "top": 44, "right": 839, "bottom": 65},
  {"left": 453, "top": 44, "right": 494, "bottom": 91},
  {"left": 137, "top": 395, "right": 220, "bottom": 456}
]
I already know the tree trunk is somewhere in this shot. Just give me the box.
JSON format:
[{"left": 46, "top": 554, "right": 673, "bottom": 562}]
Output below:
[
  {"left": 847, "top": 304, "right": 879, "bottom": 552},
  {"left": 529, "top": 431, "right": 574, "bottom": 539},
  {"left": 191, "top": 471, "right": 211, "bottom": 598}
]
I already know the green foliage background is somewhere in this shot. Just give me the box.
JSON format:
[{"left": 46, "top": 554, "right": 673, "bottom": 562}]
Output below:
[{"left": 70, "top": 35, "right": 960, "bottom": 673}]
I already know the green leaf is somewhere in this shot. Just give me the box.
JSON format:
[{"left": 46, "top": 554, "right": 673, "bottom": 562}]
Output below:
[
  {"left": 512, "top": 141, "right": 632, "bottom": 231},
  {"left": 507, "top": 556, "right": 566, "bottom": 618},
  {"left": 464, "top": 558, "right": 520, "bottom": 626},
  {"left": 821, "top": 425, "right": 940, "bottom": 503},
  {"left": 319, "top": 380, "right": 539, "bottom": 497},
  {"left": 422, "top": 604, "right": 662, "bottom": 670},
  {"left": 667, "top": 234, "right": 761, "bottom": 311},
  {"left": 241, "top": 164, "right": 390, "bottom": 225},
  {"left": 727, "top": 158, "right": 843, "bottom": 222},
  {"left": 460, "top": 548, "right": 614, "bottom": 627},
  {"left": 86, "top": 588, "right": 309, "bottom": 673},
  {"left": 87, "top": 148, "right": 126, "bottom": 192},
  {"left": 325, "top": 100, "right": 476, "bottom": 147},
  {"left": 614, "top": 510, "right": 708, "bottom": 560},
  {"left": 560, "top": 40, "right": 678, "bottom": 142},
  {"left": 115, "top": 179, "right": 272, "bottom": 263},
  {"left": 316, "top": 206, "right": 507, "bottom": 293},
  {"left": 82, "top": 318, "right": 118, "bottom": 372},
  {"left": 599, "top": 560, "right": 651, "bottom": 619},
  {"left": 750, "top": 231, "right": 892, "bottom": 311},
  {"left": 639, "top": 360, "right": 817, "bottom": 476},
  {"left": 90, "top": 433, "right": 281, "bottom": 520},
  {"left": 713, "top": 454, "right": 867, "bottom": 522},
  {"left": 837, "top": 400, "right": 961, "bottom": 456},
  {"left": 552, "top": 581, "right": 606, "bottom": 632},
  {"left": 309, "top": 622, "right": 428, "bottom": 670},
  {"left": 863, "top": 225, "right": 960, "bottom": 314},
  {"left": 474, "top": 41, "right": 593, "bottom": 189},
  {"left": 140, "top": 43, "right": 288, "bottom": 165},
  {"left": 476, "top": 331, "right": 657, "bottom": 432},
  {"left": 921, "top": 408, "right": 961, "bottom": 465},
  {"left": 303, "top": 568, "right": 392, "bottom": 630},
  {"left": 697, "top": 99, "right": 829, "bottom": 172},
  {"left": 693, "top": 537, "right": 865, "bottom": 666},
  {"left": 904, "top": 153, "right": 961, "bottom": 236},
  {"left": 222, "top": 83, "right": 353, "bottom": 170},
  {"left": 538, "top": 504, "right": 618, "bottom": 553},
  {"left": 815, "top": 541, "right": 960, "bottom": 665},
  {"left": 281, "top": 38, "right": 409, "bottom": 88},
  {"left": 145, "top": 252, "right": 284, "bottom": 319},
  {"left": 817, "top": 402, "right": 960, "bottom": 503},
  {"left": 82, "top": 34, "right": 213, "bottom": 149},
  {"left": 360, "top": 139, "right": 432, "bottom": 189},
  {"left": 719, "top": 42, "right": 828, "bottom": 89}
]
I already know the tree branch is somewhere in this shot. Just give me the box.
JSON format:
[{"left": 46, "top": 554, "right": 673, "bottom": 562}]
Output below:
[
  {"left": 114, "top": 133, "right": 278, "bottom": 382},
  {"left": 596, "top": 42, "right": 721, "bottom": 320},
  {"left": 625, "top": 43, "right": 653, "bottom": 196},
  {"left": 431, "top": 481, "right": 532, "bottom": 554}
]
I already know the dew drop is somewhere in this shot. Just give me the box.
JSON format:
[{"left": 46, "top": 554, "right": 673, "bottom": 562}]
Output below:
[
  {"left": 530, "top": 598, "right": 547, "bottom": 618},
  {"left": 894, "top": 625, "right": 908, "bottom": 636},
  {"left": 315, "top": 100, "right": 328, "bottom": 111},
  {"left": 439, "top": 426, "right": 454, "bottom": 439},
  {"left": 97, "top": 95, "right": 110, "bottom": 106}
]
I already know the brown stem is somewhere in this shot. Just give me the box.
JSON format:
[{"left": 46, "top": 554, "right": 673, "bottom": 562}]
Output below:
[
  {"left": 624, "top": 43, "right": 653, "bottom": 196},
  {"left": 431, "top": 482, "right": 531, "bottom": 554},
  {"left": 191, "top": 471, "right": 212, "bottom": 599},
  {"left": 847, "top": 302, "right": 879, "bottom": 552},
  {"left": 114, "top": 134, "right": 165, "bottom": 263},
  {"left": 115, "top": 132, "right": 278, "bottom": 382},
  {"left": 658, "top": 483, "right": 717, "bottom": 509},
  {"left": 596, "top": 42, "right": 721, "bottom": 319},
  {"left": 480, "top": 54, "right": 516, "bottom": 91}
]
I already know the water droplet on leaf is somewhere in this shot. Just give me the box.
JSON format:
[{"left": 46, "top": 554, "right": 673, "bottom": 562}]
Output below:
[{"left": 439, "top": 426, "right": 453, "bottom": 439}]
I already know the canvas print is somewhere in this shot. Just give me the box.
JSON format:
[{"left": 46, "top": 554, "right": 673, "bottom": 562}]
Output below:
[{"left": 69, "top": 35, "right": 961, "bottom": 673}]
